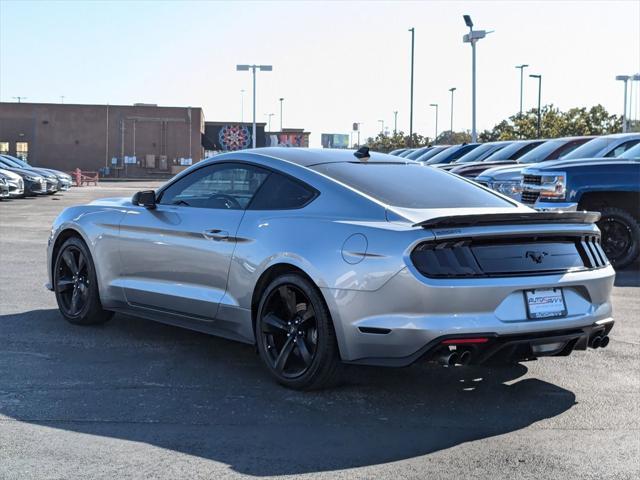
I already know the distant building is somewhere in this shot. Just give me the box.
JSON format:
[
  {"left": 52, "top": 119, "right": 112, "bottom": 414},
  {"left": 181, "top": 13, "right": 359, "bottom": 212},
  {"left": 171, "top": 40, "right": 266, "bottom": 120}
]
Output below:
[
  {"left": 321, "top": 133, "right": 350, "bottom": 148},
  {"left": 265, "top": 128, "right": 310, "bottom": 148},
  {"left": 0, "top": 102, "right": 204, "bottom": 176},
  {"left": 202, "top": 121, "right": 267, "bottom": 155},
  {"left": 0, "top": 102, "right": 311, "bottom": 178}
]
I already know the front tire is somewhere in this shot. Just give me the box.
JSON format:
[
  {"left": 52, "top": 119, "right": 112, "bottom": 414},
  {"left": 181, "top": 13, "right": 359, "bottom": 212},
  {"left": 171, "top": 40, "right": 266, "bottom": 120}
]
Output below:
[
  {"left": 53, "top": 236, "right": 113, "bottom": 325},
  {"left": 597, "top": 207, "right": 640, "bottom": 269},
  {"left": 255, "top": 273, "right": 341, "bottom": 390}
]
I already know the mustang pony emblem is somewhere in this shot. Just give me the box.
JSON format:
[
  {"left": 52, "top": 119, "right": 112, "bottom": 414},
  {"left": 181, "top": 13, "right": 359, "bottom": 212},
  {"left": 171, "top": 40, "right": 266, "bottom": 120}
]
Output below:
[{"left": 525, "top": 250, "right": 549, "bottom": 264}]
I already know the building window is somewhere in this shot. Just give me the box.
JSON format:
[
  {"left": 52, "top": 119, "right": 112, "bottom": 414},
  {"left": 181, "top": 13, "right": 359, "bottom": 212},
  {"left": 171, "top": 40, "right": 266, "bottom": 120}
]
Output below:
[
  {"left": 16, "top": 142, "right": 28, "bottom": 162},
  {"left": 0, "top": 142, "right": 8, "bottom": 155}
]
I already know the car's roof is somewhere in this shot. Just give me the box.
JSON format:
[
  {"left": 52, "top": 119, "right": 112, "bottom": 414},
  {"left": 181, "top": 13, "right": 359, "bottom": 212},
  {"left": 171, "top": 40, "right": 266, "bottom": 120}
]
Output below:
[{"left": 226, "top": 147, "right": 409, "bottom": 167}]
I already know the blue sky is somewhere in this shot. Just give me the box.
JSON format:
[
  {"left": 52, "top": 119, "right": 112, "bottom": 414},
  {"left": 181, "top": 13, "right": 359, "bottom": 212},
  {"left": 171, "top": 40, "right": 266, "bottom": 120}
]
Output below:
[{"left": 1, "top": 0, "right": 639, "bottom": 146}]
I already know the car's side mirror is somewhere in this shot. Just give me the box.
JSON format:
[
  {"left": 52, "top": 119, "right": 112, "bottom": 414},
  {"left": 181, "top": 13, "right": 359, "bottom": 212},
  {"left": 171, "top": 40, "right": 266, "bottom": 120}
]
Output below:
[{"left": 132, "top": 190, "right": 157, "bottom": 209}]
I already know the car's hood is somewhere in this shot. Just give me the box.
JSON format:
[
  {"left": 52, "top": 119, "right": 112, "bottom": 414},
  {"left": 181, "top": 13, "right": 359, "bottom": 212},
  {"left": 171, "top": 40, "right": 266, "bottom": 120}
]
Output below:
[
  {"left": 450, "top": 160, "right": 516, "bottom": 174},
  {"left": 2, "top": 166, "right": 43, "bottom": 179},
  {"left": 476, "top": 164, "right": 527, "bottom": 181},
  {"left": 38, "top": 167, "right": 71, "bottom": 179},
  {"left": 89, "top": 197, "right": 135, "bottom": 207},
  {"left": 25, "top": 167, "right": 58, "bottom": 180},
  {"left": 523, "top": 157, "right": 640, "bottom": 172},
  {"left": 0, "top": 168, "right": 22, "bottom": 181}
]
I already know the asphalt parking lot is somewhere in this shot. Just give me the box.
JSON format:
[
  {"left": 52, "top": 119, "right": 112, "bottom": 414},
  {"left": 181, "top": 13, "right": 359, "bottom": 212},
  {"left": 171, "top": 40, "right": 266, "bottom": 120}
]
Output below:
[{"left": 0, "top": 183, "right": 639, "bottom": 480}]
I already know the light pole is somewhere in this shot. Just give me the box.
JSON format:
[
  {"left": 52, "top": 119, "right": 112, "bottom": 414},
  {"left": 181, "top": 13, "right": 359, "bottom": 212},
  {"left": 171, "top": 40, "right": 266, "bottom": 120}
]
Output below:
[
  {"left": 266, "top": 113, "right": 275, "bottom": 132},
  {"left": 279, "top": 97, "right": 284, "bottom": 131},
  {"left": 236, "top": 64, "right": 273, "bottom": 148},
  {"left": 430, "top": 103, "right": 439, "bottom": 144},
  {"left": 393, "top": 110, "right": 398, "bottom": 134},
  {"left": 378, "top": 119, "right": 384, "bottom": 135},
  {"left": 530, "top": 74, "right": 542, "bottom": 138},
  {"left": 60, "top": 95, "right": 65, "bottom": 104},
  {"left": 616, "top": 75, "right": 631, "bottom": 132},
  {"left": 12, "top": 96, "right": 26, "bottom": 103},
  {"left": 515, "top": 64, "right": 529, "bottom": 116},
  {"left": 462, "top": 15, "right": 492, "bottom": 143},
  {"left": 448, "top": 87, "right": 456, "bottom": 134},
  {"left": 408, "top": 27, "right": 415, "bottom": 145},
  {"left": 240, "top": 89, "right": 245, "bottom": 122}
]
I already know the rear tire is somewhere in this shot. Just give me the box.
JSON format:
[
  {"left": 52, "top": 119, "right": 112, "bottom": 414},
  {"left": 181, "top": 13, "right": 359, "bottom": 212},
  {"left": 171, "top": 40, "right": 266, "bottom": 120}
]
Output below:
[
  {"left": 255, "top": 273, "right": 341, "bottom": 390},
  {"left": 53, "top": 236, "right": 113, "bottom": 325},
  {"left": 597, "top": 207, "right": 640, "bottom": 269}
]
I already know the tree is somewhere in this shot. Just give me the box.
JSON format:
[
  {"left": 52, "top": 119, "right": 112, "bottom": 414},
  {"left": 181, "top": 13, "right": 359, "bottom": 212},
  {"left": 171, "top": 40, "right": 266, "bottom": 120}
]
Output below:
[
  {"left": 480, "top": 104, "right": 622, "bottom": 141},
  {"left": 362, "top": 131, "right": 432, "bottom": 152}
]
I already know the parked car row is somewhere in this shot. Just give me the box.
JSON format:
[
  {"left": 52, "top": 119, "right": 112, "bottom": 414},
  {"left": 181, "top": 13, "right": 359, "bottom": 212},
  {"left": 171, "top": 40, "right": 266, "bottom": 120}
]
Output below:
[
  {"left": 391, "top": 133, "right": 640, "bottom": 268},
  {"left": 0, "top": 154, "right": 72, "bottom": 200}
]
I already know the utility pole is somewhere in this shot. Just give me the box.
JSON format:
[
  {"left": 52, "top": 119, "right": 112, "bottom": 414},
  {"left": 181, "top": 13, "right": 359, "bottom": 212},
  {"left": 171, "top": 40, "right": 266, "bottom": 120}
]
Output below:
[
  {"left": 449, "top": 87, "right": 456, "bottom": 134},
  {"left": 430, "top": 104, "right": 439, "bottom": 144},
  {"left": 12, "top": 96, "right": 26, "bottom": 103},
  {"left": 240, "top": 89, "right": 245, "bottom": 123},
  {"left": 237, "top": 64, "right": 273, "bottom": 148},
  {"left": 60, "top": 95, "right": 65, "bottom": 104},
  {"left": 462, "top": 15, "right": 492, "bottom": 143},
  {"left": 408, "top": 27, "right": 415, "bottom": 146},
  {"left": 378, "top": 119, "right": 385, "bottom": 135},
  {"left": 279, "top": 97, "right": 284, "bottom": 131},
  {"left": 530, "top": 74, "right": 542, "bottom": 137},
  {"left": 515, "top": 64, "right": 529, "bottom": 115},
  {"left": 393, "top": 111, "right": 398, "bottom": 134},
  {"left": 266, "top": 113, "right": 274, "bottom": 132}
]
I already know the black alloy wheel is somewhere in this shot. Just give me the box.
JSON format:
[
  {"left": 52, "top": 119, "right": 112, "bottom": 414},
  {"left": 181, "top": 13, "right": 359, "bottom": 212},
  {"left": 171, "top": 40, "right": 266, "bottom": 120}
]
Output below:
[
  {"left": 597, "top": 207, "right": 640, "bottom": 269},
  {"left": 54, "top": 236, "right": 112, "bottom": 325},
  {"left": 256, "top": 274, "right": 340, "bottom": 390},
  {"left": 56, "top": 245, "right": 90, "bottom": 316}
]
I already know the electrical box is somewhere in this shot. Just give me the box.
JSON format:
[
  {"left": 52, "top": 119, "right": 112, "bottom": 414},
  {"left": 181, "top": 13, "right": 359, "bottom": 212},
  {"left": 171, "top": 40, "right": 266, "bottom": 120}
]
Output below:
[{"left": 145, "top": 154, "right": 156, "bottom": 169}]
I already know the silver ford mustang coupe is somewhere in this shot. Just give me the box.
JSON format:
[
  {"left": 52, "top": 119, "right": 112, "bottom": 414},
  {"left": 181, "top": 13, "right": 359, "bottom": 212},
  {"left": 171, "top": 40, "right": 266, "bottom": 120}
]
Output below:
[{"left": 47, "top": 148, "right": 615, "bottom": 389}]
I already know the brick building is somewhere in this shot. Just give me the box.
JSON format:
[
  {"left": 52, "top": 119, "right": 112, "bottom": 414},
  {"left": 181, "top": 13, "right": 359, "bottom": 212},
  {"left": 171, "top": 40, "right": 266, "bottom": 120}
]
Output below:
[{"left": 0, "top": 102, "right": 204, "bottom": 177}]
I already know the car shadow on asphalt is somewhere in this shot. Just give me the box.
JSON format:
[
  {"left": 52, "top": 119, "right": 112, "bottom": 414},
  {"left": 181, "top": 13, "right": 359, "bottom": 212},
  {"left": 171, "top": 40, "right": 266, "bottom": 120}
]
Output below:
[
  {"left": 0, "top": 309, "right": 577, "bottom": 476},
  {"left": 614, "top": 267, "right": 640, "bottom": 287}
]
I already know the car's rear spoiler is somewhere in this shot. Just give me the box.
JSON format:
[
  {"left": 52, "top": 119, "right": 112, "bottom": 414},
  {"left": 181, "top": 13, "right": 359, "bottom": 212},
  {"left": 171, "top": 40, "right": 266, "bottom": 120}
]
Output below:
[{"left": 413, "top": 211, "right": 601, "bottom": 229}]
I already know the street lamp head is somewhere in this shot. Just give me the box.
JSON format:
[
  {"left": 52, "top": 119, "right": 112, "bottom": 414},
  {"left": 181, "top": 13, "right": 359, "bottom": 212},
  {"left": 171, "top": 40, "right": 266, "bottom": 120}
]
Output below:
[
  {"left": 529, "top": 74, "right": 541, "bottom": 79},
  {"left": 615, "top": 75, "right": 630, "bottom": 81},
  {"left": 516, "top": 64, "right": 529, "bottom": 69},
  {"left": 279, "top": 97, "right": 284, "bottom": 101},
  {"left": 449, "top": 87, "right": 457, "bottom": 92},
  {"left": 258, "top": 65, "right": 273, "bottom": 71},
  {"left": 463, "top": 15, "right": 473, "bottom": 28},
  {"left": 236, "top": 65, "right": 250, "bottom": 71},
  {"left": 430, "top": 103, "right": 438, "bottom": 107}
]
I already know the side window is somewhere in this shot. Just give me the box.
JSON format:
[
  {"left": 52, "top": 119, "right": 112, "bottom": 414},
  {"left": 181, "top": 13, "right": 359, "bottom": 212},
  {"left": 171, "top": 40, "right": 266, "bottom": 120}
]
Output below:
[
  {"left": 249, "top": 173, "right": 317, "bottom": 210},
  {"left": 159, "top": 163, "right": 269, "bottom": 209},
  {"left": 552, "top": 140, "right": 584, "bottom": 159},
  {"left": 605, "top": 140, "right": 640, "bottom": 157}
]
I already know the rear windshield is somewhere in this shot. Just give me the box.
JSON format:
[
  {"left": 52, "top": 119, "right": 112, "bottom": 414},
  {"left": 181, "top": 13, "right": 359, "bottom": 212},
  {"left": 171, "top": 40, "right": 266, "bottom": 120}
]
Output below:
[
  {"left": 562, "top": 137, "right": 611, "bottom": 160},
  {"left": 311, "top": 162, "right": 515, "bottom": 209},
  {"left": 425, "top": 144, "right": 480, "bottom": 164},
  {"left": 518, "top": 138, "right": 587, "bottom": 164},
  {"left": 455, "top": 143, "right": 508, "bottom": 163},
  {"left": 484, "top": 141, "right": 542, "bottom": 161}
]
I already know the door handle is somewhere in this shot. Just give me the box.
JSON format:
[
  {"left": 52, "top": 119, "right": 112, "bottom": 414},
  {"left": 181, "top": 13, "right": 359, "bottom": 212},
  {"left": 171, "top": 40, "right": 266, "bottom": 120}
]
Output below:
[{"left": 203, "top": 229, "right": 229, "bottom": 241}]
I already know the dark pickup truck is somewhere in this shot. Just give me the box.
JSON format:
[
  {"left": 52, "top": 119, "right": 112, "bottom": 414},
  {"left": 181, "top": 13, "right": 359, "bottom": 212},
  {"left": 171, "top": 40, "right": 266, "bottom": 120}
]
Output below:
[{"left": 520, "top": 157, "right": 640, "bottom": 268}]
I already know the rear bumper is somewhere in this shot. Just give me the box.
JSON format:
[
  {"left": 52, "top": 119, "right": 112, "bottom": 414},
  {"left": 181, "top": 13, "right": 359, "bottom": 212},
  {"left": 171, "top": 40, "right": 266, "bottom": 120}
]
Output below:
[
  {"left": 347, "top": 318, "right": 614, "bottom": 367},
  {"left": 323, "top": 264, "right": 616, "bottom": 364}
]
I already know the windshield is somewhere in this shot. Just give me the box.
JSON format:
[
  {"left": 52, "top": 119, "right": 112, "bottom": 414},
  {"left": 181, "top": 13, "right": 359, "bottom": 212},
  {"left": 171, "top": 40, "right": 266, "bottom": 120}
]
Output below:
[
  {"left": 2, "top": 155, "right": 30, "bottom": 168},
  {"left": 483, "top": 140, "right": 543, "bottom": 161},
  {"left": 619, "top": 143, "right": 640, "bottom": 159},
  {"left": 311, "top": 162, "right": 514, "bottom": 209},
  {"left": 454, "top": 143, "right": 508, "bottom": 163},
  {"left": 561, "top": 137, "right": 611, "bottom": 160},
  {"left": 0, "top": 156, "right": 22, "bottom": 168},
  {"left": 425, "top": 144, "right": 480, "bottom": 164},
  {"left": 405, "top": 147, "right": 432, "bottom": 160},
  {"left": 414, "top": 146, "right": 448, "bottom": 162},
  {"left": 517, "top": 138, "right": 587, "bottom": 164}
]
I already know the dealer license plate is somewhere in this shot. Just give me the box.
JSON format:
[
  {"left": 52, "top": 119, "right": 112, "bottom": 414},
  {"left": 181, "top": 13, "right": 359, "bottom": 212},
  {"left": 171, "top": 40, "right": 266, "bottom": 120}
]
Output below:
[{"left": 524, "top": 288, "right": 567, "bottom": 319}]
